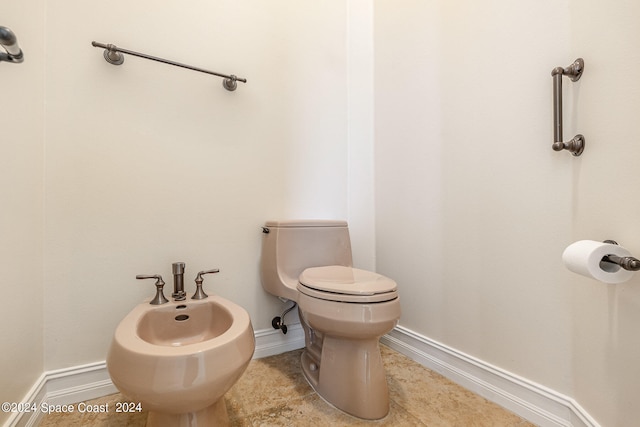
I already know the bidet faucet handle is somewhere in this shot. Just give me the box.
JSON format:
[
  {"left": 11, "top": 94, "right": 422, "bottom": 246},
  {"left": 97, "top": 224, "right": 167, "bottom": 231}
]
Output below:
[
  {"left": 136, "top": 274, "right": 169, "bottom": 305},
  {"left": 195, "top": 269, "right": 220, "bottom": 282},
  {"left": 136, "top": 274, "right": 164, "bottom": 283},
  {"left": 192, "top": 269, "right": 220, "bottom": 300}
]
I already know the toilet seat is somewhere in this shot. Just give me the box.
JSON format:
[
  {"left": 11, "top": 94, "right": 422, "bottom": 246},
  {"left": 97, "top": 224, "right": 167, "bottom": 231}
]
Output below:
[{"left": 298, "top": 266, "right": 398, "bottom": 303}]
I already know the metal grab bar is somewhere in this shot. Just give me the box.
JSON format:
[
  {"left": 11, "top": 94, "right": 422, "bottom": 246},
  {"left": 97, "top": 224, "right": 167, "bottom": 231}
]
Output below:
[
  {"left": 551, "top": 58, "right": 584, "bottom": 156},
  {"left": 91, "top": 41, "right": 246, "bottom": 91}
]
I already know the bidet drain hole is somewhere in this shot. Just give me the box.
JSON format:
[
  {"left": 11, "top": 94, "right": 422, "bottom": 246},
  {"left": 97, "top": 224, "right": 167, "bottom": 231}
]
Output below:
[
  {"left": 175, "top": 314, "right": 189, "bottom": 321},
  {"left": 176, "top": 305, "right": 187, "bottom": 309}
]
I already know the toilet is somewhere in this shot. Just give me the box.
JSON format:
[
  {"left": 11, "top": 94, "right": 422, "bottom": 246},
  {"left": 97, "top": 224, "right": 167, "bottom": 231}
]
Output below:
[{"left": 260, "top": 220, "right": 401, "bottom": 420}]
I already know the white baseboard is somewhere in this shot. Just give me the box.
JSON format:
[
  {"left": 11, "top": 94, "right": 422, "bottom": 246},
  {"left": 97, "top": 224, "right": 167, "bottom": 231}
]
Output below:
[
  {"left": 5, "top": 362, "right": 118, "bottom": 427},
  {"left": 5, "top": 325, "right": 599, "bottom": 427},
  {"left": 381, "top": 325, "right": 600, "bottom": 427},
  {"left": 254, "top": 323, "right": 305, "bottom": 359}
]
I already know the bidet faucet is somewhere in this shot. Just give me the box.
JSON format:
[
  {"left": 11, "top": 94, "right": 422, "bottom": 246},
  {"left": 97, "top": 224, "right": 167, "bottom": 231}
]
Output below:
[
  {"left": 172, "top": 262, "right": 187, "bottom": 301},
  {"left": 192, "top": 268, "right": 220, "bottom": 300},
  {"left": 136, "top": 274, "right": 169, "bottom": 305}
]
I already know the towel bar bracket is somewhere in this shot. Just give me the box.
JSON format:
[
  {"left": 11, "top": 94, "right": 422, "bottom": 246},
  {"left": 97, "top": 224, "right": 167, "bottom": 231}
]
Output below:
[
  {"left": 552, "top": 134, "right": 585, "bottom": 156},
  {"left": 552, "top": 58, "right": 584, "bottom": 82}
]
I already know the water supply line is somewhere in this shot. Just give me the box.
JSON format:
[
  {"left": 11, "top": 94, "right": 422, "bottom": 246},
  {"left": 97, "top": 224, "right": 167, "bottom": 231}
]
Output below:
[
  {"left": 272, "top": 299, "right": 297, "bottom": 335},
  {"left": 91, "top": 41, "right": 246, "bottom": 91}
]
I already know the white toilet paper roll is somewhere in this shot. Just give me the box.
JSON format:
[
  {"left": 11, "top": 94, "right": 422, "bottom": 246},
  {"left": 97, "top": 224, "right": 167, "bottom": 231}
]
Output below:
[{"left": 562, "top": 240, "right": 634, "bottom": 284}]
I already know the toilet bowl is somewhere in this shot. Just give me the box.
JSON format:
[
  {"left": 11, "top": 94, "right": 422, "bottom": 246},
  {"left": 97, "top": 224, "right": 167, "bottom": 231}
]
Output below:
[
  {"left": 107, "top": 296, "right": 255, "bottom": 427},
  {"left": 260, "top": 220, "right": 401, "bottom": 420}
]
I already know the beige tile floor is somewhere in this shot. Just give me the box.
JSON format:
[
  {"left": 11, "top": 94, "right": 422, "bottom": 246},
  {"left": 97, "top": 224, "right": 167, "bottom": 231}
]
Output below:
[{"left": 39, "top": 345, "right": 536, "bottom": 426}]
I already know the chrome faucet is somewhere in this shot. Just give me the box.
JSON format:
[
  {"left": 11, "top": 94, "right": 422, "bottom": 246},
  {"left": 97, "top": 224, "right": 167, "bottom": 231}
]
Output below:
[{"left": 172, "top": 262, "right": 187, "bottom": 301}]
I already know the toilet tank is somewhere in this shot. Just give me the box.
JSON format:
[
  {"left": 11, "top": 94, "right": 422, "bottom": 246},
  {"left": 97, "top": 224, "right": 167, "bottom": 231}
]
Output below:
[{"left": 260, "top": 220, "right": 353, "bottom": 301}]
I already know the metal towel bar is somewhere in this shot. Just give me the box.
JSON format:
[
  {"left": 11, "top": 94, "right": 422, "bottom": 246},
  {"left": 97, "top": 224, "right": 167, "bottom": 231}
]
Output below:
[
  {"left": 551, "top": 58, "right": 584, "bottom": 156},
  {"left": 91, "top": 41, "right": 246, "bottom": 91}
]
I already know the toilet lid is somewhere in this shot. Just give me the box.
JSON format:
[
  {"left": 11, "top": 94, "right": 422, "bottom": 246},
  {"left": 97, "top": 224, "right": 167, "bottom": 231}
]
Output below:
[{"left": 298, "top": 266, "right": 398, "bottom": 303}]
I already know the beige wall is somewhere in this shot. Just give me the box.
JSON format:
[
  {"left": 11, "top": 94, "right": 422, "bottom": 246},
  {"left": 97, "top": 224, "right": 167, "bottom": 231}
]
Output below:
[
  {"left": 4, "top": 1, "right": 639, "bottom": 426},
  {"left": 347, "top": 0, "right": 375, "bottom": 271},
  {"left": 570, "top": 2, "right": 640, "bottom": 425},
  {"left": 374, "top": 1, "right": 640, "bottom": 426},
  {"left": 0, "top": 1, "right": 45, "bottom": 424},
  {"left": 42, "top": 0, "right": 352, "bottom": 369},
  {"left": 2, "top": 1, "right": 365, "bottom": 414}
]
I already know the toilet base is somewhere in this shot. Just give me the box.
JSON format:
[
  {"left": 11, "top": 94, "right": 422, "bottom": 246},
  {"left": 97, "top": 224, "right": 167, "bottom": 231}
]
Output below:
[
  {"left": 300, "top": 334, "right": 390, "bottom": 420},
  {"left": 146, "top": 398, "right": 229, "bottom": 427}
]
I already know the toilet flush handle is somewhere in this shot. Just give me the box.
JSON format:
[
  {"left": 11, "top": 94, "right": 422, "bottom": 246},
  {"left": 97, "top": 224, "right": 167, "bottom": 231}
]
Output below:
[
  {"left": 136, "top": 274, "right": 169, "bottom": 305},
  {"left": 192, "top": 269, "right": 220, "bottom": 300}
]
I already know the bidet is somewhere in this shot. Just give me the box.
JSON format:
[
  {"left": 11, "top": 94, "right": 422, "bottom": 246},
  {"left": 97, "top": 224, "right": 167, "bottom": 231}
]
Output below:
[{"left": 107, "top": 296, "right": 255, "bottom": 426}]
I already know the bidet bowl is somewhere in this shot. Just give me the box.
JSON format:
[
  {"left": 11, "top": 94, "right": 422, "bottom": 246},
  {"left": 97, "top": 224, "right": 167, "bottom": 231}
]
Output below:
[
  {"left": 107, "top": 296, "right": 255, "bottom": 419},
  {"left": 136, "top": 299, "right": 234, "bottom": 346}
]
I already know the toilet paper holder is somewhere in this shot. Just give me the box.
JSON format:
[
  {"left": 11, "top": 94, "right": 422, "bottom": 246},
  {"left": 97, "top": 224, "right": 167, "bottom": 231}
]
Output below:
[{"left": 601, "top": 240, "right": 640, "bottom": 271}]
